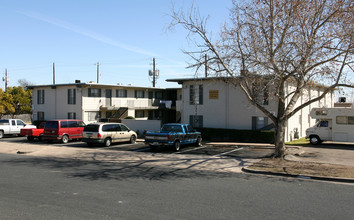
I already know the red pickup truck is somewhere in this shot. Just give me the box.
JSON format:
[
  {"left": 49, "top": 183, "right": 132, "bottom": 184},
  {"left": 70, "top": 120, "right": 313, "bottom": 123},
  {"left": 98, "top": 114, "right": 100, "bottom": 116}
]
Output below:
[{"left": 20, "top": 122, "right": 46, "bottom": 141}]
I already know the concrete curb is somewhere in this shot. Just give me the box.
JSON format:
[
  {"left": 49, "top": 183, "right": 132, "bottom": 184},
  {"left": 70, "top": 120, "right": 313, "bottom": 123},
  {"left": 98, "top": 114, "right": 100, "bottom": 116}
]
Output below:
[{"left": 242, "top": 166, "right": 354, "bottom": 183}]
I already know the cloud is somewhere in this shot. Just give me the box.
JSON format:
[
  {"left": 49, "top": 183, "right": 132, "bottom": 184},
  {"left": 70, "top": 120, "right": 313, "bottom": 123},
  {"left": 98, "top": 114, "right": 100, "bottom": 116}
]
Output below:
[{"left": 17, "top": 10, "right": 158, "bottom": 57}]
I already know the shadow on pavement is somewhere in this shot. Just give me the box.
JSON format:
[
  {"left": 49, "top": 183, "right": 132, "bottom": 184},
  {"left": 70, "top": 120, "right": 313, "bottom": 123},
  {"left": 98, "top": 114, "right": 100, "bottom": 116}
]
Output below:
[{"left": 3, "top": 155, "right": 249, "bottom": 181}]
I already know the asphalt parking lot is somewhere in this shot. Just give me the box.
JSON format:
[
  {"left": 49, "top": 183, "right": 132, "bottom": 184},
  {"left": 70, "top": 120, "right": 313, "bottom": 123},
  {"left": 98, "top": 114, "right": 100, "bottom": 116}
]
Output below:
[{"left": 0, "top": 136, "right": 275, "bottom": 159}]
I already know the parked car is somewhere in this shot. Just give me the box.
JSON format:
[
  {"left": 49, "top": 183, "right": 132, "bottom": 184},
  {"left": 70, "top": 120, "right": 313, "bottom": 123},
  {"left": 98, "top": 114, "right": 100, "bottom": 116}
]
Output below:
[
  {"left": 145, "top": 123, "right": 202, "bottom": 151},
  {"left": 0, "top": 119, "right": 36, "bottom": 138},
  {"left": 82, "top": 122, "right": 137, "bottom": 147},
  {"left": 20, "top": 121, "right": 46, "bottom": 141},
  {"left": 43, "top": 119, "right": 86, "bottom": 143}
]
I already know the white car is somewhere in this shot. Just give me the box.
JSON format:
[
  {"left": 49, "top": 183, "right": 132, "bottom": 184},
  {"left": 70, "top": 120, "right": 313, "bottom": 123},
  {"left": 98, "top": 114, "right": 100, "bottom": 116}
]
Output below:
[{"left": 82, "top": 122, "right": 137, "bottom": 147}]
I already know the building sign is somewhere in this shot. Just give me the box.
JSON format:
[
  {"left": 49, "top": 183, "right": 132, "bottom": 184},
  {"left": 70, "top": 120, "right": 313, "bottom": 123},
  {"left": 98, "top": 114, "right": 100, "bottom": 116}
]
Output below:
[{"left": 209, "top": 90, "right": 219, "bottom": 99}]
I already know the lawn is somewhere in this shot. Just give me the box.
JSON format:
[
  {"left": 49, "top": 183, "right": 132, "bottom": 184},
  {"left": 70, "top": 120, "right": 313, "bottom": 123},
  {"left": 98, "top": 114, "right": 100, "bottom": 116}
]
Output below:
[{"left": 285, "top": 137, "right": 309, "bottom": 145}]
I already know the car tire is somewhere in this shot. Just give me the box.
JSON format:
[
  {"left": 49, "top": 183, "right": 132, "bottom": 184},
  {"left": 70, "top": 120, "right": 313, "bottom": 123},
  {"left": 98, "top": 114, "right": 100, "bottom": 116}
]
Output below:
[
  {"left": 174, "top": 140, "right": 180, "bottom": 152},
  {"left": 62, "top": 135, "right": 69, "bottom": 144},
  {"left": 195, "top": 136, "right": 202, "bottom": 146},
  {"left": 27, "top": 136, "right": 34, "bottom": 141},
  {"left": 0, "top": 130, "right": 3, "bottom": 139},
  {"left": 104, "top": 138, "right": 111, "bottom": 147},
  {"left": 309, "top": 135, "right": 321, "bottom": 145},
  {"left": 130, "top": 135, "right": 136, "bottom": 144}
]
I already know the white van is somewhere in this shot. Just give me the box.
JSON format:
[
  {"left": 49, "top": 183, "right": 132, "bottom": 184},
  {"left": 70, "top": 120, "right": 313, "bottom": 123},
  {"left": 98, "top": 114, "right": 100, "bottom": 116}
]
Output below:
[
  {"left": 82, "top": 122, "right": 137, "bottom": 147},
  {"left": 306, "top": 108, "right": 354, "bottom": 145}
]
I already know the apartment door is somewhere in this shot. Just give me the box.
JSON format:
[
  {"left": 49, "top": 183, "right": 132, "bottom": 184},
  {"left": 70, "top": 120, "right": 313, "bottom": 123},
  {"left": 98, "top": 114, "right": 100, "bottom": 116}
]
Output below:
[{"left": 105, "top": 89, "right": 112, "bottom": 107}]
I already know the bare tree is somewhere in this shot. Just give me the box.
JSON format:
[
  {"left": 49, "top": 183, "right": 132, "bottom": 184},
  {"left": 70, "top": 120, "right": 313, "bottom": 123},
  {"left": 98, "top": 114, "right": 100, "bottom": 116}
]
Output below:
[{"left": 171, "top": 0, "right": 354, "bottom": 158}]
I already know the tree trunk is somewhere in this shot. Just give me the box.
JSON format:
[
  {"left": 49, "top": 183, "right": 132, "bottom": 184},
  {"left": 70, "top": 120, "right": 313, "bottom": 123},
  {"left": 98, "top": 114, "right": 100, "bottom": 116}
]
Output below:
[{"left": 274, "top": 119, "right": 286, "bottom": 158}]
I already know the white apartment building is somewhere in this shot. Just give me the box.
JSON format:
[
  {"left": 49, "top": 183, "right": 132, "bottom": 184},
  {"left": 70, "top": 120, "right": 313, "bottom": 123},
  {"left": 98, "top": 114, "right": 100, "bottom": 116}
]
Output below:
[
  {"left": 167, "top": 77, "right": 334, "bottom": 142},
  {"left": 29, "top": 82, "right": 180, "bottom": 125}
]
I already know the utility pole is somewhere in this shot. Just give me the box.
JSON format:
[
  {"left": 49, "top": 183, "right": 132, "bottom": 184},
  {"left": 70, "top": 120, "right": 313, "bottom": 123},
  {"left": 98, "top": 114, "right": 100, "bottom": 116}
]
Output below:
[
  {"left": 96, "top": 62, "right": 100, "bottom": 83},
  {"left": 152, "top": 58, "right": 156, "bottom": 87},
  {"left": 53, "top": 62, "right": 56, "bottom": 84},
  {"left": 148, "top": 58, "right": 159, "bottom": 87},
  {"left": 3, "top": 69, "right": 9, "bottom": 91}
]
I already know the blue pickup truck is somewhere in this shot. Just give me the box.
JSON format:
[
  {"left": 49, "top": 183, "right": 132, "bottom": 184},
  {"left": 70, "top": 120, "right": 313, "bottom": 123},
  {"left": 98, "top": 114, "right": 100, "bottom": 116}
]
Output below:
[{"left": 144, "top": 123, "right": 202, "bottom": 151}]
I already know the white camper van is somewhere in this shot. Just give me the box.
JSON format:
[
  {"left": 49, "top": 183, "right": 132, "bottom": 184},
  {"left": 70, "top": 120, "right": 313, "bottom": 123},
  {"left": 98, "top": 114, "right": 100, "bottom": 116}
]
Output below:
[{"left": 306, "top": 108, "right": 354, "bottom": 145}]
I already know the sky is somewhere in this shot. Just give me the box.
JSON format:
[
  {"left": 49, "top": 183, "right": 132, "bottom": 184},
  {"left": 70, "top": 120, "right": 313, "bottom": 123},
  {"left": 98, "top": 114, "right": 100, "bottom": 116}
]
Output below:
[{"left": 0, "top": 0, "right": 233, "bottom": 90}]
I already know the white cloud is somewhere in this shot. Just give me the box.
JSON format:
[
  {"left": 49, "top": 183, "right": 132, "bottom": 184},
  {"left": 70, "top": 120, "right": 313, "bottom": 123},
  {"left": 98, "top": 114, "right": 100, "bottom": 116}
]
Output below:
[{"left": 18, "top": 10, "right": 158, "bottom": 57}]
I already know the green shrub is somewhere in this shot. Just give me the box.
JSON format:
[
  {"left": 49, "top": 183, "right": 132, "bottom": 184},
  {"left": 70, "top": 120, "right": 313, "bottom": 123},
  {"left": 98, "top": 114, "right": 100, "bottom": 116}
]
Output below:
[{"left": 199, "top": 127, "right": 274, "bottom": 143}]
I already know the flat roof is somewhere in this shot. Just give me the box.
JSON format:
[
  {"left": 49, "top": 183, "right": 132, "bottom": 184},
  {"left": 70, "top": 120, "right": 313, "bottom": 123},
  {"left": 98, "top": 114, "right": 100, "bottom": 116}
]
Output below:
[{"left": 27, "top": 82, "right": 180, "bottom": 90}]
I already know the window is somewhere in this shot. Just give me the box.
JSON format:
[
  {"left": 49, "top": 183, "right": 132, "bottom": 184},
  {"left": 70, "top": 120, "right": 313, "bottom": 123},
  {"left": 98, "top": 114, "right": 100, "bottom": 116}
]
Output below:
[
  {"left": 16, "top": 120, "right": 25, "bottom": 126},
  {"left": 252, "top": 117, "right": 268, "bottom": 130},
  {"left": 67, "top": 121, "right": 78, "bottom": 128},
  {"left": 135, "top": 90, "right": 144, "bottom": 98},
  {"left": 102, "top": 124, "right": 121, "bottom": 132},
  {"left": 349, "top": 116, "right": 354, "bottom": 125},
  {"left": 155, "top": 91, "right": 163, "bottom": 99},
  {"left": 317, "top": 121, "right": 328, "bottom": 127},
  {"left": 135, "top": 110, "right": 144, "bottom": 118},
  {"left": 336, "top": 116, "right": 347, "bottom": 124},
  {"left": 189, "top": 85, "right": 203, "bottom": 105},
  {"left": 190, "top": 115, "right": 203, "bottom": 128},
  {"left": 68, "top": 89, "right": 76, "bottom": 104},
  {"left": 37, "top": 90, "right": 45, "bottom": 104},
  {"left": 189, "top": 85, "right": 194, "bottom": 104},
  {"left": 88, "top": 88, "right": 101, "bottom": 97},
  {"left": 37, "top": 112, "right": 45, "bottom": 121},
  {"left": 120, "top": 124, "right": 129, "bottom": 131},
  {"left": 336, "top": 116, "right": 354, "bottom": 125},
  {"left": 68, "top": 112, "right": 76, "bottom": 119},
  {"left": 252, "top": 82, "right": 268, "bottom": 105},
  {"left": 88, "top": 111, "right": 100, "bottom": 121},
  {"left": 116, "top": 89, "right": 127, "bottom": 97},
  {"left": 60, "top": 121, "right": 68, "bottom": 128}
]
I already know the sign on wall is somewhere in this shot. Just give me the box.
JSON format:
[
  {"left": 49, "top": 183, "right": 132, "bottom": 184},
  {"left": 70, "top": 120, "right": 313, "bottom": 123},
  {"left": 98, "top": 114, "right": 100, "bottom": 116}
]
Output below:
[{"left": 209, "top": 90, "right": 219, "bottom": 99}]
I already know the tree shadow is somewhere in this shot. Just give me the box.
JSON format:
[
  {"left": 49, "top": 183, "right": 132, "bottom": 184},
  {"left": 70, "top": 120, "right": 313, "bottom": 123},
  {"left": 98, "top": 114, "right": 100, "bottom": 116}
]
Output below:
[{"left": 3, "top": 154, "right": 249, "bottom": 181}]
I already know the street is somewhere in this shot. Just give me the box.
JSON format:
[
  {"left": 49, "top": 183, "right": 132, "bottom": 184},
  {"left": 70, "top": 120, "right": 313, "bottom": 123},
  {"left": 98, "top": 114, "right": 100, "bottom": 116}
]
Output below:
[{"left": 0, "top": 137, "right": 354, "bottom": 219}]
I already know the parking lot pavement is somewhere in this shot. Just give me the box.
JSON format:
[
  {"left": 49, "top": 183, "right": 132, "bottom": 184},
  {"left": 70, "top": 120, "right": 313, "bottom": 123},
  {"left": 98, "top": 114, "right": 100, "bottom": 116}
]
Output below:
[{"left": 0, "top": 137, "right": 274, "bottom": 174}]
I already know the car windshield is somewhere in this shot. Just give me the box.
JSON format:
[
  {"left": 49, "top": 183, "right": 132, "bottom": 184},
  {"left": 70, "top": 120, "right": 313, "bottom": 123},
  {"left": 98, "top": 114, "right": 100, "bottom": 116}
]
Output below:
[
  {"left": 84, "top": 124, "right": 100, "bottom": 132},
  {"left": 161, "top": 125, "right": 182, "bottom": 132},
  {"left": 45, "top": 121, "right": 59, "bottom": 129}
]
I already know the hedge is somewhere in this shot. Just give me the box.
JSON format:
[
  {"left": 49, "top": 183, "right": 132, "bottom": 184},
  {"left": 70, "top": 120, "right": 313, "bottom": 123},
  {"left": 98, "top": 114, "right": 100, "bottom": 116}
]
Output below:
[{"left": 198, "top": 127, "right": 274, "bottom": 143}]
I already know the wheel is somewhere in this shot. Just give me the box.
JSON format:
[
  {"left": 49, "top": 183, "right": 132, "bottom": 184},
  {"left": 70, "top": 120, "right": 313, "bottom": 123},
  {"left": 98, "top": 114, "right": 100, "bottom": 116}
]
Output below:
[
  {"left": 104, "top": 138, "right": 111, "bottom": 147},
  {"left": 174, "top": 141, "right": 180, "bottom": 152},
  {"left": 27, "top": 136, "right": 34, "bottom": 141},
  {"left": 61, "top": 135, "right": 69, "bottom": 144},
  {"left": 0, "top": 130, "right": 3, "bottom": 139},
  {"left": 195, "top": 136, "right": 202, "bottom": 146},
  {"left": 309, "top": 135, "right": 321, "bottom": 145},
  {"left": 130, "top": 135, "right": 136, "bottom": 144}
]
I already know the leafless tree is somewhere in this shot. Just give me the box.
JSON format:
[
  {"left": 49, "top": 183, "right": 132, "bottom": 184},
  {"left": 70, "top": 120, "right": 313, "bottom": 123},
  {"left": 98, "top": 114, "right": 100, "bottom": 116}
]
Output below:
[{"left": 170, "top": 0, "right": 354, "bottom": 158}]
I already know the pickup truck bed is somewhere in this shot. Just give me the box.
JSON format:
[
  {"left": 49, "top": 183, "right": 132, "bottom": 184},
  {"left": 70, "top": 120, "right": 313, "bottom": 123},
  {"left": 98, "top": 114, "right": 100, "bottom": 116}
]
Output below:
[{"left": 20, "top": 122, "right": 46, "bottom": 141}]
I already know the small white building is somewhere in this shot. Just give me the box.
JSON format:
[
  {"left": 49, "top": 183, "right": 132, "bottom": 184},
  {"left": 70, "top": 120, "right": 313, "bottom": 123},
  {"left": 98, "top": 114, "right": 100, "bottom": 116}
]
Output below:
[
  {"left": 167, "top": 77, "right": 334, "bottom": 142},
  {"left": 28, "top": 81, "right": 180, "bottom": 125}
]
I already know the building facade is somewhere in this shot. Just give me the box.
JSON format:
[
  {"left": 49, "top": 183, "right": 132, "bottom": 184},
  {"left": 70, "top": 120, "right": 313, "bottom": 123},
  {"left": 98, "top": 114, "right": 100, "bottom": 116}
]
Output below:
[
  {"left": 29, "top": 82, "right": 180, "bottom": 125},
  {"left": 167, "top": 77, "right": 334, "bottom": 142}
]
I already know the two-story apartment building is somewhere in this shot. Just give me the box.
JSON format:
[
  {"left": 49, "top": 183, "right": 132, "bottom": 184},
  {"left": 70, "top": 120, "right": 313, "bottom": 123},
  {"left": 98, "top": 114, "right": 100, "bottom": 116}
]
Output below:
[
  {"left": 167, "top": 77, "right": 334, "bottom": 142},
  {"left": 28, "top": 81, "right": 180, "bottom": 124}
]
